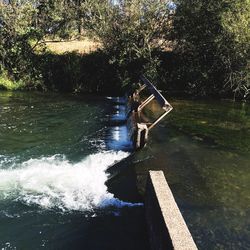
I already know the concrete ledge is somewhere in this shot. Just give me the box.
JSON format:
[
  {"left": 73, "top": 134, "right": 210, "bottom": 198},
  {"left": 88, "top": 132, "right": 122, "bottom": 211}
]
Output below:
[{"left": 145, "top": 171, "right": 198, "bottom": 250}]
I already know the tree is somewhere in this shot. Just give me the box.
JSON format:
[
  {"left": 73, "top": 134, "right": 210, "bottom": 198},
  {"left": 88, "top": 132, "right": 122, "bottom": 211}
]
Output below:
[
  {"left": 0, "top": 1, "right": 40, "bottom": 84},
  {"left": 35, "top": 0, "right": 79, "bottom": 39},
  {"left": 81, "top": 0, "right": 172, "bottom": 87},
  {"left": 172, "top": 0, "right": 250, "bottom": 98},
  {"left": 0, "top": 0, "right": 78, "bottom": 89},
  {"left": 221, "top": 0, "right": 250, "bottom": 98}
]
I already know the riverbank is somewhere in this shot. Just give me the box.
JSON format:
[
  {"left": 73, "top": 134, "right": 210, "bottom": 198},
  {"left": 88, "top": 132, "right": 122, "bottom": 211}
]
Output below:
[{"left": 1, "top": 39, "right": 248, "bottom": 100}]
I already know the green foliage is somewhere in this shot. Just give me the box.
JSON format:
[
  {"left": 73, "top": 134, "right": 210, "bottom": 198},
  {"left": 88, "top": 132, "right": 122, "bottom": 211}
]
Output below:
[
  {"left": 0, "top": 71, "right": 25, "bottom": 90},
  {"left": 81, "top": 0, "right": 171, "bottom": 87},
  {"left": 171, "top": 0, "right": 250, "bottom": 98},
  {"left": 0, "top": 1, "right": 43, "bottom": 88},
  {"left": 39, "top": 51, "right": 121, "bottom": 94},
  {"left": 0, "top": 0, "right": 248, "bottom": 98},
  {"left": 221, "top": 0, "right": 250, "bottom": 98},
  {"left": 36, "top": 0, "right": 80, "bottom": 39},
  {"left": 0, "top": 0, "right": 79, "bottom": 90}
]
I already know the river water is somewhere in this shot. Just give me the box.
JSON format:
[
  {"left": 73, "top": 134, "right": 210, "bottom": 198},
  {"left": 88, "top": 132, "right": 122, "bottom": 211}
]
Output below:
[
  {"left": 132, "top": 99, "right": 250, "bottom": 249},
  {"left": 0, "top": 92, "right": 148, "bottom": 250},
  {"left": 0, "top": 91, "right": 249, "bottom": 249}
]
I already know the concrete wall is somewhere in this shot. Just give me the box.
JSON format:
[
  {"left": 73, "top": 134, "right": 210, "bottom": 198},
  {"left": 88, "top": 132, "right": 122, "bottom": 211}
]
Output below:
[{"left": 145, "top": 171, "right": 198, "bottom": 250}]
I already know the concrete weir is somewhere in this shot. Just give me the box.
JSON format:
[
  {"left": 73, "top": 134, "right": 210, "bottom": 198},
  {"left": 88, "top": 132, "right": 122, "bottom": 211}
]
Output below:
[{"left": 145, "top": 171, "right": 198, "bottom": 250}]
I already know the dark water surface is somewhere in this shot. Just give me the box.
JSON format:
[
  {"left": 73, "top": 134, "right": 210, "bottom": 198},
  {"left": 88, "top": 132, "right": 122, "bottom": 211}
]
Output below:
[
  {"left": 1, "top": 91, "right": 249, "bottom": 250},
  {"left": 0, "top": 91, "right": 148, "bottom": 250},
  {"left": 132, "top": 99, "right": 250, "bottom": 249}
]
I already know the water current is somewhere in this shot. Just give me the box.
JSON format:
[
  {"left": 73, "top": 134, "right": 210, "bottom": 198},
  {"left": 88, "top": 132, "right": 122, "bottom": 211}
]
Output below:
[
  {"left": 0, "top": 91, "right": 148, "bottom": 250},
  {"left": 0, "top": 91, "right": 249, "bottom": 249}
]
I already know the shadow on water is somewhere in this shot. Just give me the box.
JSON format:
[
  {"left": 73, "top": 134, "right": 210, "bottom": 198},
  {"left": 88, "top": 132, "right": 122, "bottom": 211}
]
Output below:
[
  {"left": 131, "top": 99, "right": 250, "bottom": 249},
  {"left": 3, "top": 91, "right": 249, "bottom": 249},
  {"left": 0, "top": 202, "right": 148, "bottom": 250}
]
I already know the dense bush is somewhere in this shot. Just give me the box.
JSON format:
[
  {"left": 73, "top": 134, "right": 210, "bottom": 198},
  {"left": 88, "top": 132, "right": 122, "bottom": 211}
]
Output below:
[
  {"left": 0, "top": 1, "right": 42, "bottom": 87},
  {"left": 81, "top": 0, "right": 171, "bottom": 87},
  {"left": 0, "top": 0, "right": 249, "bottom": 99},
  {"left": 39, "top": 50, "right": 121, "bottom": 94},
  {"left": 0, "top": 0, "right": 79, "bottom": 90},
  {"left": 169, "top": 0, "right": 250, "bottom": 99}
]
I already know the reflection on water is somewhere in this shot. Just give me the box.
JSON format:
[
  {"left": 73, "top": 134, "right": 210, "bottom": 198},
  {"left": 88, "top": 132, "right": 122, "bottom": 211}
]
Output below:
[
  {"left": 105, "top": 97, "right": 133, "bottom": 151},
  {"left": 0, "top": 91, "right": 148, "bottom": 250},
  {"left": 1, "top": 91, "right": 249, "bottom": 249},
  {"left": 134, "top": 99, "right": 250, "bottom": 249}
]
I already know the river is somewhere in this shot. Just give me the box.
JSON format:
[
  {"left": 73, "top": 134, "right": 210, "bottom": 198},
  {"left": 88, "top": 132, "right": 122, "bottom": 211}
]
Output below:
[
  {"left": 0, "top": 91, "right": 148, "bottom": 250},
  {"left": 132, "top": 98, "right": 250, "bottom": 249},
  {"left": 0, "top": 91, "right": 249, "bottom": 249}
]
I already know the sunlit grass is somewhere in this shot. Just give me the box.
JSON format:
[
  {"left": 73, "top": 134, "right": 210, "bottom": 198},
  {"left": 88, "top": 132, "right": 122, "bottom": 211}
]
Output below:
[
  {"left": 0, "top": 72, "right": 25, "bottom": 90},
  {"left": 45, "top": 38, "right": 102, "bottom": 55}
]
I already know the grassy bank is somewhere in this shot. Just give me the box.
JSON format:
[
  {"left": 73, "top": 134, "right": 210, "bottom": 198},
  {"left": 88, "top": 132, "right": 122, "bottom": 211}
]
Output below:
[
  {"left": 0, "top": 72, "right": 25, "bottom": 91},
  {"left": 1, "top": 37, "right": 248, "bottom": 99},
  {"left": 0, "top": 39, "right": 114, "bottom": 94}
]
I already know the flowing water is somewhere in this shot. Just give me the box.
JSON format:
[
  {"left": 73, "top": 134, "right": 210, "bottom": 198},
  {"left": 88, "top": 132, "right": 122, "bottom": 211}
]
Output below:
[
  {"left": 0, "top": 91, "right": 249, "bottom": 250},
  {"left": 0, "top": 92, "right": 148, "bottom": 250},
  {"left": 132, "top": 99, "right": 250, "bottom": 249}
]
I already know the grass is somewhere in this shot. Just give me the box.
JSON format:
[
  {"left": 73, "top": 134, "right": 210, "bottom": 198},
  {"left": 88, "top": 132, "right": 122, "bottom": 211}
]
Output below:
[
  {"left": 0, "top": 72, "right": 25, "bottom": 90},
  {"left": 45, "top": 38, "right": 102, "bottom": 55}
]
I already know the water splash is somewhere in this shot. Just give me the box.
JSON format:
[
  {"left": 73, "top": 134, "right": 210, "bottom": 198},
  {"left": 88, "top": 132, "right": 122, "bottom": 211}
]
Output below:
[{"left": 0, "top": 151, "right": 141, "bottom": 211}]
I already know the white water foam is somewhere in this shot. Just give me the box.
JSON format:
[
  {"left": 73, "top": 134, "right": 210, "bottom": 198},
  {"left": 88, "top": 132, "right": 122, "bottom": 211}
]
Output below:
[{"left": 0, "top": 151, "right": 141, "bottom": 211}]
